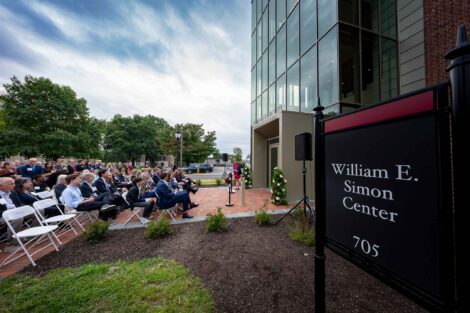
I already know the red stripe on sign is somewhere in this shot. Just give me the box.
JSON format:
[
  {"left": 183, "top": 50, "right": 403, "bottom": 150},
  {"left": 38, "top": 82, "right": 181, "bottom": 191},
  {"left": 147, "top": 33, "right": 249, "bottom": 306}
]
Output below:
[{"left": 325, "top": 90, "right": 434, "bottom": 133}]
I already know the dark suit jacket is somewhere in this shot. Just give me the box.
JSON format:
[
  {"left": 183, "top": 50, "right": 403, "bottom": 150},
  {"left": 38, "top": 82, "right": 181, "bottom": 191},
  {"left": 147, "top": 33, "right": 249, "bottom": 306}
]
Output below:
[
  {"left": 126, "top": 186, "right": 145, "bottom": 209},
  {"left": 79, "top": 182, "right": 95, "bottom": 198},
  {"left": 151, "top": 174, "right": 160, "bottom": 185},
  {"left": 94, "top": 177, "right": 110, "bottom": 195},
  {"left": 54, "top": 184, "right": 67, "bottom": 203},
  {"left": 67, "top": 165, "right": 76, "bottom": 174},
  {"left": 19, "top": 165, "right": 44, "bottom": 178},
  {"left": 155, "top": 180, "right": 176, "bottom": 209},
  {"left": 0, "top": 197, "right": 7, "bottom": 218},
  {"left": 9, "top": 190, "right": 24, "bottom": 207},
  {"left": 17, "top": 192, "right": 40, "bottom": 206}
]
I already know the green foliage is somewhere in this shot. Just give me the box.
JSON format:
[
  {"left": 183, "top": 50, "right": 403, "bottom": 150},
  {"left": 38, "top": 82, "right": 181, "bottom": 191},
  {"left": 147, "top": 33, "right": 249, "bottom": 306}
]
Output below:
[
  {"left": 104, "top": 114, "right": 172, "bottom": 163},
  {"left": 289, "top": 219, "right": 315, "bottom": 247},
  {"left": 0, "top": 258, "right": 215, "bottom": 312},
  {"left": 173, "top": 123, "right": 218, "bottom": 165},
  {"left": 206, "top": 208, "right": 227, "bottom": 232},
  {"left": 144, "top": 218, "right": 172, "bottom": 238},
  {"left": 82, "top": 220, "right": 109, "bottom": 243},
  {"left": 271, "top": 167, "right": 288, "bottom": 205},
  {"left": 254, "top": 210, "right": 272, "bottom": 225},
  {"left": 195, "top": 179, "right": 202, "bottom": 186},
  {"left": 0, "top": 76, "right": 102, "bottom": 159},
  {"left": 215, "top": 178, "right": 222, "bottom": 186},
  {"left": 232, "top": 147, "right": 243, "bottom": 162},
  {"left": 242, "top": 163, "right": 252, "bottom": 189}
]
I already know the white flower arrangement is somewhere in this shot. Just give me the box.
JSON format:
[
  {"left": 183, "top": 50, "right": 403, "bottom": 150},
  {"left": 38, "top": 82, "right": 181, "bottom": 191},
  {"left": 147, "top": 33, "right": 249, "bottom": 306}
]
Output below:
[
  {"left": 275, "top": 196, "right": 280, "bottom": 201},
  {"left": 277, "top": 183, "right": 280, "bottom": 186}
]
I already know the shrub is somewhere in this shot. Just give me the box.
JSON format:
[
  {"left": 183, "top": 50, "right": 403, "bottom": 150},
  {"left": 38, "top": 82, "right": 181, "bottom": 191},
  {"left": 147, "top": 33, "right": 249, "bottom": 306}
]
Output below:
[
  {"left": 271, "top": 167, "right": 288, "bottom": 205},
  {"left": 82, "top": 220, "right": 109, "bottom": 243},
  {"left": 242, "top": 163, "right": 252, "bottom": 189},
  {"left": 206, "top": 208, "right": 227, "bottom": 232},
  {"left": 255, "top": 210, "right": 271, "bottom": 225},
  {"left": 145, "top": 218, "right": 172, "bottom": 238},
  {"left": 215, "top": 178, "right": 222, "bottom": 186},
  {"left": 289, "top": 219, "right": 315, "bottom": 247},
  {"left": 196, "top": 179, "right": 202, "bottom": 186}
]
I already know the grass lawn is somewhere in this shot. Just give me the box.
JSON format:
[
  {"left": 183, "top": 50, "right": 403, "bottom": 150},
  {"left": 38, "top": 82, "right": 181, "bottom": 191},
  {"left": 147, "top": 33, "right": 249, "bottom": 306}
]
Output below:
[{"left": 0, "top": 258, "right": 214, "bottom": 313}]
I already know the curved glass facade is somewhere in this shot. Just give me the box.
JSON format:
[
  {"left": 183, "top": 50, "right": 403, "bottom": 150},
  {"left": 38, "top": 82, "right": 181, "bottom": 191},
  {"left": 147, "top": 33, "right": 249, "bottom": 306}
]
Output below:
[{"left": 251, "top": 0, "right": 398, "bottom": 125}]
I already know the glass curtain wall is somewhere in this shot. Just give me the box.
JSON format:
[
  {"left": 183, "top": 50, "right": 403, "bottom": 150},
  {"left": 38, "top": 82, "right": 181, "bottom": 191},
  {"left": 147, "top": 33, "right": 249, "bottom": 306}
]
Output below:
[
  {"left": 251, "top": 0, "right": 398, "bottom": 125},
  {"left": 337, "top": 0, "right": 398, "bottom": 109}
]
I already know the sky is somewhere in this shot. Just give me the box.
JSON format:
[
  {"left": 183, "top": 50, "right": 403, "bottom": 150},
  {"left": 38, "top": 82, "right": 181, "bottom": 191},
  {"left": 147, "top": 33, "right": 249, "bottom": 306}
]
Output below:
[{"left": 0, "top": 0, "right": 251, "bottom": 157}]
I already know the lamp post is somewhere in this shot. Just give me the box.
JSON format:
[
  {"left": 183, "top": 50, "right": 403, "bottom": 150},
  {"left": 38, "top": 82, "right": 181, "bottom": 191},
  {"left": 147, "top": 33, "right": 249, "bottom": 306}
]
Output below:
[{"left": 175, "top": 130, "right": 182, "bottom": 168}]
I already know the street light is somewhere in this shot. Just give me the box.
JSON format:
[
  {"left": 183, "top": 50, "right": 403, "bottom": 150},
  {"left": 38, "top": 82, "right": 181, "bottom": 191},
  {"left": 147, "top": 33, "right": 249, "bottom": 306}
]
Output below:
[{"left": 175, "top": 130, "right": 182, "bottom": 168}]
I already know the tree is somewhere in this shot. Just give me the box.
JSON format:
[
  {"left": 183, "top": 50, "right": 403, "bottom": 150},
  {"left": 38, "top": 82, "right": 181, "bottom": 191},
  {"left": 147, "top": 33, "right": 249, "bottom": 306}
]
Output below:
[
  {"left": 0, "top": 76, "right": 102, "bottom": 159},
  {"left": 233, "top": 147, "right": 243, "bottom": 162},
  {"left": 173, "top": 123, "right": 218, "bottom": 165},
  {"left": 104, "top": 114, "right": 172, "bottom": 164}
]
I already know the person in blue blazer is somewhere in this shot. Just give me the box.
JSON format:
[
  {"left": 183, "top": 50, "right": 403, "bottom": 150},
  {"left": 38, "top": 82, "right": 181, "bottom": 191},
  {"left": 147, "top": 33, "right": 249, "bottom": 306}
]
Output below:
[{"left": 155, "top": 170, "right": 193, "bottom": 218}]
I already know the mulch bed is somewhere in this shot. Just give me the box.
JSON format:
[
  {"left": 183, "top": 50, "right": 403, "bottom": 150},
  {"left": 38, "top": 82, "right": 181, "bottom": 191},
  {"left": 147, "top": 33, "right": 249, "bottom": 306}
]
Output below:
[{"left": 22, "top": 218, "right": 426, "bottom": 313}]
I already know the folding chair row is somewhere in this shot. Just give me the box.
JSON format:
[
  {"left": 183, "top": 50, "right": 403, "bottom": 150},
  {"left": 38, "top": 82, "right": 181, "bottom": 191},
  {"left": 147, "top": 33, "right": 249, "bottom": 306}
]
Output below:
[{"left": 0, "top": 206, "right": 60, "bottom": 267}]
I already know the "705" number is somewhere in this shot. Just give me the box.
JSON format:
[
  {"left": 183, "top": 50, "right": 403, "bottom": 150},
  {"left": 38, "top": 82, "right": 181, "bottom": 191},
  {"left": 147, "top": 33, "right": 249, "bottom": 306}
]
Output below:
[{"left": 352, "top": 236, "right": 380, "bottom": 257}]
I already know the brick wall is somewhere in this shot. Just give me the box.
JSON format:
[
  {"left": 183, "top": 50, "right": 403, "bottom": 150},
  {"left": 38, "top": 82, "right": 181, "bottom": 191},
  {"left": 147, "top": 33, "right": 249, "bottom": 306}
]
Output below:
[{"left": 423, "top": 0, "right": 470, "bottom": 85}]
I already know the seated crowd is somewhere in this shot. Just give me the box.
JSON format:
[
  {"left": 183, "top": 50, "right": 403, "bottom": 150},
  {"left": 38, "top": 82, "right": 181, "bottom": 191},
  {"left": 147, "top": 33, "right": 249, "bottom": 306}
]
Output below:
[{"left": 1, "top": 158, "right": 199, "bottom": 247}]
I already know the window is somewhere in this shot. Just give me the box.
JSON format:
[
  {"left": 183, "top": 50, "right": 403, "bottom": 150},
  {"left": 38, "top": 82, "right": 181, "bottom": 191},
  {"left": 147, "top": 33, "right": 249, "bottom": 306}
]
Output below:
[
  {"left": 262, "top": 52, "right": 268, "bottom": 92},
  {"left": 318, "top": 26, "right": 338, "bottom": 106},
  {"left": 251, "top": 101, "right": 256, "bottom": 124},
  {"left": 300, "top": 0, "right": 316, "bottom": 56},
  {"left": 361, "top": 31, "right": 380, "bottom": 104},
  {"left": 251, "top": 68, "right": 256, "bottom": 101},
  {"left": 257, "top": 96, "right": 262, "bottom": 122},
  {"left": 252, "top": 0, "right": 257, "bottom": 34},
  {"left": 287, "top": 61, "right": 300, "bottom": 111},
  {"left": 277, "top": 73, "right": 286, "bottom": 110},
  {"left": 300, "top": 46, "right": 317, "bottom": 112},
  {"left": 257, "top": 0, "right": 263, "bottom": 23},
  {"left": 257, "top": 22, "right": 262, "bottom": 60},
  {"left": 287, "top": 6, "right": 299, "bottom": 67},
  {"left": 269, "top": 84, "right": 276, "bottom": 114},
  {"left": 269, "top": 0, "right": 276, "bottom": 42},
  {"left": 339, "top": 25, "right": 360, "bottom": 104},
  {"left": 380, "top": 0, "right": 396, "bottom": 38},
  {"left": 361, "top": 0, "right": 378, "bottom": 32},
  {"left": 257, "top": 62, "right": 262, "bottom": 97},
  {"left": 277, "top": 0, "right": 286, "bottom": 30},
  {"left": 276, "top": 24, "right": 286, "bottom": 78},
  {"left": 269, "top": 41, "right": 276, "bottom": 85},
  {"left": 251, "top": 33, "right": 256, "bottom": 69},
  {"left": 262, "top": 90, "right": 268, "bottom": 118},
  {"left": 381, "top": 38, "right": 398, "bottom": 100},
  {"left": 287, "top": 0, "right": 298, "bottom": 13},
  {"left": 339, "top": 0, "right": 359, "bottom": 25},
  {"left": 262, "top": 11, "right": 269, "bottom": 53},
  {"left": 318, "top": 0, "right": 337, "bottom": 37}
]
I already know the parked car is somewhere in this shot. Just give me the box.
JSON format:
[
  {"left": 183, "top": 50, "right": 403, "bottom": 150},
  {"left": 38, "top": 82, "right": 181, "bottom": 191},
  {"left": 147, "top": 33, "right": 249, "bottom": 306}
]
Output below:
[{"left": 185, "top": 163, "right": 213, "bottom": 174}]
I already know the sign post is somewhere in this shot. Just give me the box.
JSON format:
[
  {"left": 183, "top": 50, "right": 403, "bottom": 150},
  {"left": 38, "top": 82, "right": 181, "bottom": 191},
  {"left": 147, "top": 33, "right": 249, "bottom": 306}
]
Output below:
[
  {"left": 313, "top": 99, "right": 325, "bottom": 313},
  {"left": 445, "top": 25, "right": 470, "bottom": 313}
]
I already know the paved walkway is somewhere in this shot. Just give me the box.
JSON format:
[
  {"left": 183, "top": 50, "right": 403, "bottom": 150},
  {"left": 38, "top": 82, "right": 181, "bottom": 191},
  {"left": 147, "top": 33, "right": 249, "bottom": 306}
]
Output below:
[{"left": 0, "top": 188, "right": 292, "bottom": 279}]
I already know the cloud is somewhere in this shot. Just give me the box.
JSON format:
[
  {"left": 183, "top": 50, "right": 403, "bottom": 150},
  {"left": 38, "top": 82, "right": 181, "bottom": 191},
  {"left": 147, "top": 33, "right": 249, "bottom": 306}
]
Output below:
[{"left": 0, "top": 0, "right": 251, "bottom": 156}]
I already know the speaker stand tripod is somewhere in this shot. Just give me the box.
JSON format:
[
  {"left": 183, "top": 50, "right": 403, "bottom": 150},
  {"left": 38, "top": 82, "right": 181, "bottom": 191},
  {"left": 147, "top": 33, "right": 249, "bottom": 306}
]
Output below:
[{"left": 275, "top": 160, "right": 314, "bottom": 225}]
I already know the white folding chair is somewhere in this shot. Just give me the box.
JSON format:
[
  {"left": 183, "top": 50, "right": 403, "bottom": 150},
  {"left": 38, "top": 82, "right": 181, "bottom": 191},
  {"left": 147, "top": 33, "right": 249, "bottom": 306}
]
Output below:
[
  {"left": 0, "top": 206, "right": 59, "bottom": 267},
  {"left": 121, "top": 192, "right": 147, "bottom": 225},
  {"left": 34, "top": 190, "right": 53, "bottom": 199},
  {"left": 157, "top": 201, "right": 177, "bottom": 222},
  {"left": 33, "top": 199, "right": 84, "bottom": 241}
]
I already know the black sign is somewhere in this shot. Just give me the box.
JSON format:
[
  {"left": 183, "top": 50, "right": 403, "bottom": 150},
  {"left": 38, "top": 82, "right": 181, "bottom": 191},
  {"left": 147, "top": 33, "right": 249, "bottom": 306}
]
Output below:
[{"left": 324, "top": 115, "right": 441, "bottom": 297}]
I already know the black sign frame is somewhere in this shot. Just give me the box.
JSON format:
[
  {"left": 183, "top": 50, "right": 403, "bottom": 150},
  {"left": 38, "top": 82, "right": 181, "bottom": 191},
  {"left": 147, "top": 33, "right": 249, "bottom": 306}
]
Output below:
[{"left": 318, "top": 83, "right": 455, "bottom": 312}]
